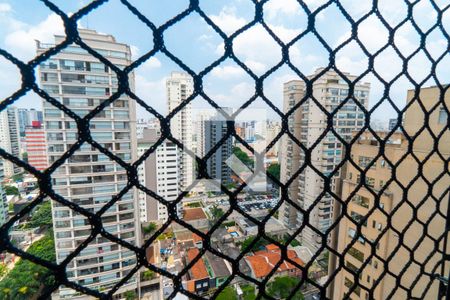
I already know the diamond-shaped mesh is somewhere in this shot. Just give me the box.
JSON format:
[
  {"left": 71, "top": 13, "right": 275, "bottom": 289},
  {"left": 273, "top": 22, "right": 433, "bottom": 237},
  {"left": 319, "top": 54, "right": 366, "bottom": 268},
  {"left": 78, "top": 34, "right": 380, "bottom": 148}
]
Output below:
[{"left": 0, "top": 0, "right": 449, "bottom": 299}]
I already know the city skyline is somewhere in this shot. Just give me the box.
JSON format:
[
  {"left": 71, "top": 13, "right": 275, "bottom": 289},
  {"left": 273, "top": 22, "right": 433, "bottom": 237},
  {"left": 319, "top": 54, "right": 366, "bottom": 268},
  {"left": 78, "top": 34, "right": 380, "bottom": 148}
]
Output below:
[
  {"left": 0, "top": 2, "right": 448, "bottom": 300},
  {"left": 2, "top": 0, "right": 449, "bottom": 123}
]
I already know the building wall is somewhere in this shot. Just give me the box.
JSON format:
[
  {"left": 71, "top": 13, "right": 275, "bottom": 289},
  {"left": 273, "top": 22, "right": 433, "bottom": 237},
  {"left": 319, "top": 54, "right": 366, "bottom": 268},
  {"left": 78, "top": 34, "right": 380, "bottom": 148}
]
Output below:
[
  {"left": 204, "top": 109, "right": 232, "bottom": 185},
  {"left": 0, "top": 162, "right": 7, "bottom": 225},
  {"left": 279, "top": 69, "right": 370, "bottom": 253},
  {"left": 0, "top": 107, "right": 21, "bottom": 177},
  {"left": 25, "top": 122, "right": 48, "bottom": 170},
  {"left": 167, "top": 72, "right": 195, "bottom": 191},
  {"left": 137, "top": 128, "right": 180, "bottom": 223},
  {"left": 38, "top": 29, "right": 139, "bottom": 299},
  {"left": 333, "top": 86, "right": 449, "bottom": 300},
  {"left": 279, "top": 80, "right": 305, "bottom": 227}
]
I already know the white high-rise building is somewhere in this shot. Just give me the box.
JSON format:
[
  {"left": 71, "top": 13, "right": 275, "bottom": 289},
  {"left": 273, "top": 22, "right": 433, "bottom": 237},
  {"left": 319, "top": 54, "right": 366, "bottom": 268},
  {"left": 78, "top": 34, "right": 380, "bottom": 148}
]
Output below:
[
  {"left": 194, "top": 110, "right": 215, "bottom": 158},
  {"left": 166, "top": 72, "right": 194, "bottom": 191},
  {"left": 279, "top": 69, "right": 370, "bottom": 253},
  {"left": 137, "top": 128, "right": 180, "bottom": 223},
  {"left": 37, "top": 29, "right": 140, "bottom": 299},
  {"left": 136, "top": 118, "right": 159, "bottom": 139},
  {"left": 0, "top": 106, "right": 21, "bottom": 177}
]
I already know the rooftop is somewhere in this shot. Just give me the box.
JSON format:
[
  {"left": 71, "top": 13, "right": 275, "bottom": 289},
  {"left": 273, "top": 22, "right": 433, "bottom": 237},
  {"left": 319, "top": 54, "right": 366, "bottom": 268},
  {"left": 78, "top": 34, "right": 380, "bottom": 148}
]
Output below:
[
  {"left": 245, "top": 244, "right": 304, "bottom": 278},
  {"left": 187, "top": 248, "right": 209, "bottom": 280},
  {"left": 183, "top": 208, "right": 207, "bottom": 221}
]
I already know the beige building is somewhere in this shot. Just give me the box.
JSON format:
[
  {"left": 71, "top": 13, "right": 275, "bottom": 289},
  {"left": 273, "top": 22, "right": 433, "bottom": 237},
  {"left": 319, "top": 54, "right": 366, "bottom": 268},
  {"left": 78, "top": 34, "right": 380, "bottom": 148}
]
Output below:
[
  {"left": 332, "top": 86, "right": 449, "bottom": 299},
  {"left": 279, "top": 69, "right": 370, "bottom": 253}
]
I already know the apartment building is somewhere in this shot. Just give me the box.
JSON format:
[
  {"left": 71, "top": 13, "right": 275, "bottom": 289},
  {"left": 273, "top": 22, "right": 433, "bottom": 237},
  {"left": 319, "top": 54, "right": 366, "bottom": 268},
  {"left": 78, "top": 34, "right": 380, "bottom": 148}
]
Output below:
[
  {"left": 204, "top": 108, "right": 233, "bottom": 185},
  {"left": 166, "top": 72, "right": 195, "bottom": 191},
  {"left": 136, "top": 118, "right": 159, "bottom": 139},
  {"left": 18, "top": 108, "right": 43, "bottom": 137},
  {"left": 37, "top": 29, "right": 139, "bottom": 299},
  {"left": 137, "top": 128, "right": 180, "bottom": 223},
  {"left": 25, "top": 121, "right": 48, "bottom": 170},
  {"left": 0, "top": 162, "right": 7, "bottom": 225},
  {"left": 266, "top": 120, "right": 281, "bottom": 157},
  {"left": 0, "top": 106, "right": 21, "bottom": 177},
  {"left": 194, "top": 110, "right": 215, "bottom": 158},
  {"left": 279, "top": 69, "right": 370, "bottom": 253},
  {"left": 332, "top": 85, "right": 449, "bottom": 299}
]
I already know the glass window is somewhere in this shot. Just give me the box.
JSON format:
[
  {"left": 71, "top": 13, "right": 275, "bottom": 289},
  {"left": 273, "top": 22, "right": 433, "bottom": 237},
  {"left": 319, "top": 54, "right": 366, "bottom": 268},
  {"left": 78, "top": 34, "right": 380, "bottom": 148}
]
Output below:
[{"left": 438, "top": 108, "right": 448, "bottom": 124}]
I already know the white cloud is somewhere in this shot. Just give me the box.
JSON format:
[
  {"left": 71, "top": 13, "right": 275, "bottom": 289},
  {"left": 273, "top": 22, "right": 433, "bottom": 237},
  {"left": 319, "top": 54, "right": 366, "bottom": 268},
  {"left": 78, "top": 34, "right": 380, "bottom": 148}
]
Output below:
[
  {"left": 0, "top": 3, "right": 11, "bottom": 12},
  {"left": 135, "top": 75, "right": 167, "bottom": 116},
  {"left": 223, "top": 24, "right": 282, "bottom": 74},
  {"left": 210, "top": 65, "right": 245, "bottom": 79},
  {"left": 141, "top": 56, "right": 162, "bottom": 69},
  {"left": 210, "top": 6, "right": 247, "bottom": 35},
  {"left": 264, "top": 0, "right": 302, "bottom": 19},
  {"left": 244, "top": 60, "right": 267, "bottom": 74},
  {"left": 4, "top": 13, "right": 64, "bottom": 61}
]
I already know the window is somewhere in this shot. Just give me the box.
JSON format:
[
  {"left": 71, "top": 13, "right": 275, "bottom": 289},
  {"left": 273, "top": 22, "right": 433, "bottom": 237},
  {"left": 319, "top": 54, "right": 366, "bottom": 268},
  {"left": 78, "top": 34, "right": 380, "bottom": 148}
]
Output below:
[
  {"left": 348, "top": 247, "right": 364, "bottom": 262},
  {"left": 438, "top": 107, "right": 448, "bottom": 124},
  {"left": 352, "top": 195, "right": 369, "bottom": 208}
]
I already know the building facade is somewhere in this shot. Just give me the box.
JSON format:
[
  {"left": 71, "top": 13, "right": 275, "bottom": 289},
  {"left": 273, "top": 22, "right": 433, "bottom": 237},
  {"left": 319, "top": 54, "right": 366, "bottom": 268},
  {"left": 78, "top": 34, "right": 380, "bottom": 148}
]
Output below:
[
  {"left": 204, "top": 108, "right": 233, "bottom": 185},
  {"left": 0, "top": 162, "right": 7, "bottom": 225},
  {"left": 332, "top": 85, "right": 449, "bottom": 300},
  {"left": 37, "top": 29, "right": 140, "bottom": 299},
  {"left": 18, "top": 108, "right": 43, "bottom": 137},
  {"left": 166, "top": 72, "right": 195, "bottom": 191},
  {"left": 137, "top": 128, "right": 180, "bottom": 223},
  {"left": 25, "top": 121, "right": 48, "bottom": 170},
  {"left": 0, "top": 106, "right": 21, "bottom": 177},
  {"left": 279, "top": 69, "right": 370, "bottom": 253}
]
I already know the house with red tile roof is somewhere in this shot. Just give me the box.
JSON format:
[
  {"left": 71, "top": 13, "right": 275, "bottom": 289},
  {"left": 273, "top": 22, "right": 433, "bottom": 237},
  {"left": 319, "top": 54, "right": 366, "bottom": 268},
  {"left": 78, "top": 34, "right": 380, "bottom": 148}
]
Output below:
[
  {"left": 185, "top": 248, "right": 210, "bottom": 293},
  {"left": 244, "top": 244, "right": 304, "bottom": 280},
  {"left": 183, "top": 246, "right": 232, "bottom": 295}
]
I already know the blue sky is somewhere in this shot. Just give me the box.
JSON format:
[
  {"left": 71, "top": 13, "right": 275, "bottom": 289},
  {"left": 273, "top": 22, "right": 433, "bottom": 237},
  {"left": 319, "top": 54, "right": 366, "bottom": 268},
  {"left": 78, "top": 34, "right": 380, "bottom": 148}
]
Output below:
[{"left": 0, "top": 0, "right": 449, "bottom": 125}]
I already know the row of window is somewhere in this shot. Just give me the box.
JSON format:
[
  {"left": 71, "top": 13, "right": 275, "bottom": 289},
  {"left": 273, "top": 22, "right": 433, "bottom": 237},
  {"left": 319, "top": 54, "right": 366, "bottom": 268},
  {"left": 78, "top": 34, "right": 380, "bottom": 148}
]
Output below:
[
  {"left": 47, "top": 131, "right": 131, "bottom": 141},
  {"left": 48, "top": 142, "right": 130, "bottom": 153}
]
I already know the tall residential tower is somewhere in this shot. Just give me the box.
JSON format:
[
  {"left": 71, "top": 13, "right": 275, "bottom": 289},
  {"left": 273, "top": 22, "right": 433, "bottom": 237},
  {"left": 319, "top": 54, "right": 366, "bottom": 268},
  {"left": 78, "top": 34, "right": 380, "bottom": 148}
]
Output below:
[
  {"left": 38, "top": 29, "right": 139, "bottom": 299},
  {"left": 0, "top": 106, "right": 21, "bottom": 177},
  {"left": 279, "top": 69, "right": 370, "bottom": 253},
  {"left": 166, "top": 72, "right": 195, "bottom": 191}
]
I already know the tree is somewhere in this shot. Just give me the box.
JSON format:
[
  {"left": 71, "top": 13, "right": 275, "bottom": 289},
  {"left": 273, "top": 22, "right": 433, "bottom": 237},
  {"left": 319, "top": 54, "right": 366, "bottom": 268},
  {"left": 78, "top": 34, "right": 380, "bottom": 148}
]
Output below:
[
  {"left": 267, "top": 276, "right": 304, "bottom": 300},
  {"left": 142, "top": 222, "right": 157, "bottom": 235},
  {"left": 226, "top": 182, "right": 237, "bottom": 190},
  {"left": 210, "top": 205, "right": 224, "bottom": 221},
  {"left": 21, "top": 152, "right": 28, "bottom": 163},
  {"left": 232, "top": 147, "right": 254, "bottom": 168},
  {"left": 0, "top": 264, "right": 7, "bottom": 278},
  {"left": 142, "top": 269, "right": 156, "bottom": 281},
  {"left": 11, "top": 173, "right": 24, "bottom": 182},
  {"left": 25, "top": 201, "right": 52, "bottom": 229},
  {"left": 267, "top": 163, "right": 280, "bottom": 181},
  {"left": 4, "top": 186, "right": 19, "bottom": 196},
  {"left": 241, "top": 284, "right": 256, "bottom": 300},
  {"left": 216, "top": 286, "right": 238, "bottom": 300},
  {"left": 124, "top": 290, "right": 137, "bottom": 300},
  {"left": 240, "top": 237, "right": 269, "bottom": 252},
  {"left": 0, "top": 232, "right": 56, "bottom": 300}
]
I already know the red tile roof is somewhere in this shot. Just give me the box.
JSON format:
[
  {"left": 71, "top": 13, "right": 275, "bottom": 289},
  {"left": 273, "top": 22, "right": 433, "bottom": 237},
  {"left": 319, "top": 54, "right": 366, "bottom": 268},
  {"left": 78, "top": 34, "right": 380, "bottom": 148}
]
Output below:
[
  {"left": 187, "top": 248, "right": 209, "bottom": 280},
  {"left": 183, "top": 208, "right": 207, "bottom": 221},
  {"left": 192, "top": 233, "right": 203, "bottom": 243},
  {"left": 245, "top": 245, "right": 304, "bottom": 279}
]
